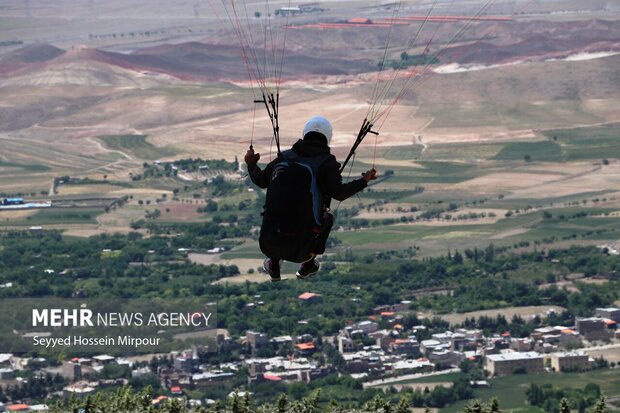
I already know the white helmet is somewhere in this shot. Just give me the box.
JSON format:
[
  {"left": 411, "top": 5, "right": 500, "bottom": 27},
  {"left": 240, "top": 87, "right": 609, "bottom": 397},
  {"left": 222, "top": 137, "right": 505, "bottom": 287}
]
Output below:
[{"left": 302, "top": 115, "right": 332, "bottom": 144}]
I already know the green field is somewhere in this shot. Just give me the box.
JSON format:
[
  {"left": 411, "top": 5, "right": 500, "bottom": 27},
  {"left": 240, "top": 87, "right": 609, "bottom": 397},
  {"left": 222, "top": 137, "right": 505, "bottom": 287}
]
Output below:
[
  {"left": 377, "top": 125, "right": 620, "bottom": 164},
  {"left": 331, "top": 205, "right": 620, "bottom": 257},
  {"left": 0, "top": 208, "right": 102, "bottom": 226},
  {"left": 422, "top": 143, "right": 504, "bottom": 161},
  {"left": 440, "top": 370, "right": 620, "bottom": 413},
  {"left": 417, "top": 101, "right": 604, "bottom": 130},
  {"left": 384, "top": 145, "right": 424, "bottom": 160},
  {"left": 545, "top": 125, "right": 620, "bottom": 160},
  {"left": 99, "top": 134, "right": 177, "bottom": 160},
  {"left": 386, "top": 369, "right": 620, "bottom": 412},
  {"left": 370, "top": 160, "right": 481, "bottom": 186},
  {"left": 492, "top": 125, "right": 620, "bottom": 162},
  {"left": 0, "top": 161, "right": 50, "bottom": 172},
  {"left": 493, "top": 141, "right": 564, "bottom": 162}
]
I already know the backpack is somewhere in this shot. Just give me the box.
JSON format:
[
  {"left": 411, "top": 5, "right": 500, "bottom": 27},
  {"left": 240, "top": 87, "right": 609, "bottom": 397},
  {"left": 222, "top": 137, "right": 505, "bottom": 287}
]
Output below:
[{"left": 259, "top": 150, "right": 331, "bottom": 263}]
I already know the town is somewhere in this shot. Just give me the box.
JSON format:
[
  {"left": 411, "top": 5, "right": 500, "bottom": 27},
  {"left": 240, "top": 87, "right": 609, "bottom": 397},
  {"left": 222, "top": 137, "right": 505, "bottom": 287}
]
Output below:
[{"left": 1, "top": 303, "right": 618, "bottom": 411}]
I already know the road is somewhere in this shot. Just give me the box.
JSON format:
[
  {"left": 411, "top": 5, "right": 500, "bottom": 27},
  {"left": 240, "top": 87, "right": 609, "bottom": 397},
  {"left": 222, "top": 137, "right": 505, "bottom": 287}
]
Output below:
[{"left": 363, "top": 367, "right": 461, "bottom": 388}]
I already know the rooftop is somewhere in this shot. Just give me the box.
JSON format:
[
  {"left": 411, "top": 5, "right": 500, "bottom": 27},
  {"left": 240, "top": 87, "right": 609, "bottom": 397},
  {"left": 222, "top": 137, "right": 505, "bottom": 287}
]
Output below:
[
  {"left": 7, "top": 404, "right": 29, "bottom": 412},
  {"left": 298, "top": 292, "right": 321, "bottom": 300},
  {"left": 295, "top": 343, "right": 316, "bottom": 350},
  {"left": 552, "top": 351, "right": 587, "bottom": 358},
  {"left": 486, "top": 351, "right": 542, "bottom": 362},
  {"left": 263, "top": 373, "right": 282, "bottom": 381}
]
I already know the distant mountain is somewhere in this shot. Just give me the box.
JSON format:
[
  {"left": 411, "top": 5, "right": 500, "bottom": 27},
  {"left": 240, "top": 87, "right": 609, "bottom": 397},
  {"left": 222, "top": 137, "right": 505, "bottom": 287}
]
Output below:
[
  {"left": 0, "top": 41, "right": 375, "bottom": 85},
  {"left": 442, "top": 35, "right": 620, "bottom": 65},
  {"left": 1, "top": 17, "right": 618, "bottom": 85}
]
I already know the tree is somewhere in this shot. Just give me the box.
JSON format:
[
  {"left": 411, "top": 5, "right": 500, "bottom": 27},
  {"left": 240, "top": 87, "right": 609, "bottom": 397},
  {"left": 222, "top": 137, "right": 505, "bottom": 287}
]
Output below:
[
  {"left": 453, "top": 250, "right": 464, "bottom": 264},
  {"left": 484, "top": 244, "right": 495, "bottom": 262},
  {"left": 584, "top": 384, "right": 601, "bottom": 401},
  {"left": 589, "top": 397, "right": 609, "bottom": 413},
  {"left": 560, "top": 398, "right": 571, "bottom": 413},
  {"left": 206, "top": 200, "right": 218, "bottom": 212},
  {"left": 526, "top": 383, "right": 544, "bottom": 406}
]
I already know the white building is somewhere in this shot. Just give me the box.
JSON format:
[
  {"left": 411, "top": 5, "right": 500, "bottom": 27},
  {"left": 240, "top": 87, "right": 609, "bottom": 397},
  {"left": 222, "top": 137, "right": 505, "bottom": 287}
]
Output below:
[
  {"left": 551, "top": 351, "right": 590, "bottom": 372},
  {"left": 485, "top": 351, "right": 544, "bottom": 376}
]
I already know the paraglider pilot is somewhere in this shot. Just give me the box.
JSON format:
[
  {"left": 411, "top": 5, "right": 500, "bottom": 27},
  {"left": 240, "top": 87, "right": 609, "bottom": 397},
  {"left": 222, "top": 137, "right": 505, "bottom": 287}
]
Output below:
[{"left": 245, "top": 116, "right": 377, "bottom": 282}]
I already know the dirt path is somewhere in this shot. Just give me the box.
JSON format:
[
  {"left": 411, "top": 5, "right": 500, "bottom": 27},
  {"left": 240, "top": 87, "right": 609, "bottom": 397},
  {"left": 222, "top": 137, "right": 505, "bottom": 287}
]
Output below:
[
  {"left": 418, "top": 117, "right": 434, "bottom": 154},
  {"left": 48, "top": 179, "right": 55, "bottom": 196},
  {"left": 544, "top": 164, "right": 602, "bottom": 185}
]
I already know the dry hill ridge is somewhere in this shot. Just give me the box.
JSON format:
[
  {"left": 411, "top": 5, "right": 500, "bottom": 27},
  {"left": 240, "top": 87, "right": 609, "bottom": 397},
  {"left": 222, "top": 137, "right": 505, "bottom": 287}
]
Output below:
[{"left": 0, "top": 18, "right": 617, "bottom": 85}]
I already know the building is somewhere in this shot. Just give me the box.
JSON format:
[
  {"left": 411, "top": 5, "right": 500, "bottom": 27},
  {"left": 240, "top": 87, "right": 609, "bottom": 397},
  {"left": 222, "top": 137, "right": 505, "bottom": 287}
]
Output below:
[
  {"left": 368, "top": 329, "right": 392, "bottom": 349},
  {"left": 0, "top": 368, "right": 15, "bottom": 379},
  {"left": 485, "top": 351, "right": 544, "bottom": 376},
  {"left": 389, "top": 338, "right": 420, "bottom": 357},
  {"left": 511, "top": 338, "right": 534, "bottom": 352},
  {"left": 6, "top": 404, "right": 30, "bottom": 412},
  {"left": 245, "top": 356, "right": 328, "bottom": 384},
  {"left": 420, "top": 339, "right": 448, "bottom": 354},
  {"left": 551, "top": 351, "right": 590, "bottom": 372},
  {"left": 576, "top": 318, "right": 611, "bottom": 341},
  {"left": 294, "top": 342, "right": 316, "bottom": 356},
  {"left": 428, "top": 350, "right": 464, "bottom": 368},
  {"left": 174, "top": 356, "right": 195, "bottom": 372},
  {"left": 298, "top": 292, "right": 322, "bottom": 303},
  {"left": 455, "top": 328, "right": 484, "bottom": 340},
  {"left": 347, "top": 320, "right": 378, "bottom": 335},
  {"left": 92, "top": 355, "right": 116, "bottom": 365},
  {"left": 338, "top": 335, "right": 355, "bottom": 353},
  {"left": 373, "top": 302, "right": 408, "bottom": 314},
  {"left": 0, "top": 353, "right": 12, "bottom": 367},
  {"left": 390, "top": 358, "right": 433, "bottom": 374},
  {"left": 558, "top": 329, "right": 582, "bottom": 347},
  {"left": 595, "top": 308, "right": 620, "bottom": 323},
  {"left": 432, "top": 331, "right": 468, "bottom": 351},
  {"left": 343, "top": 355, "right": 369, "bottom": 374},
  {"left": 61, "top": 358, "right": 96, "bottom": 381},
  {"left": 348, "top": 18, "right": 372, "bottom": 24},
  {"left": 271, "top": 335, "right": 293, "bottom": 346},
  {"left": 246, "top": 331, "right": 269, "bottom": 354},
  {"left": 2, "top": 198, "right": 24, "bottom": 206},
  {"left": 191, "top": 372, "right": 234, "bottom": 389},
  {"left": 275, "top": 6, "right": 301, "bottom": 16},
  {"left": 63, "top": 382, "right": 97, "bottom": 400}
]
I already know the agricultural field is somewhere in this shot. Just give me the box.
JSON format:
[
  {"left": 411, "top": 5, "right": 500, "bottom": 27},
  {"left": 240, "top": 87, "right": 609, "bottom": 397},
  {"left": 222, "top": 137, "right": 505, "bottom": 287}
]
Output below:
[
  {"left": 2, "top": 124, "right": 620, "bottom": 264},
  {"left": 439, "top": 370, "right": 620, "bottom": 413},
  {"left": 0, "top": 0, "right": 618, "bottom": 326},
  {"left": 386, "top": 369, "right": 620, "bottom": 412},
  {"left": 432, "top": 306, "right": 568, "bottom": 326},
  {"left": 98, "top": 134, "right": 177, "bottom": 160},
  {"left": 0, "top": 208, "right": 102, "bottom": 227}
]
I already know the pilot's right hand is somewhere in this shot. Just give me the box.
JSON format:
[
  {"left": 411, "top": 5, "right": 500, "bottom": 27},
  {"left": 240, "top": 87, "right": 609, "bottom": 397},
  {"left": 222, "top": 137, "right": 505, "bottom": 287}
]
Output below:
[{"left": 244, "top": 147, "right": 260, "bottom": 166}]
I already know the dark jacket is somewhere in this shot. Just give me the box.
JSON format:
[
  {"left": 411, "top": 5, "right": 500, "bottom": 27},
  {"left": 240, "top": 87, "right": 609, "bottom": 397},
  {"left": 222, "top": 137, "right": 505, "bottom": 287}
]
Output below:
[{"left": 248, "top": 138, "right": 367, "bottom": 202}]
